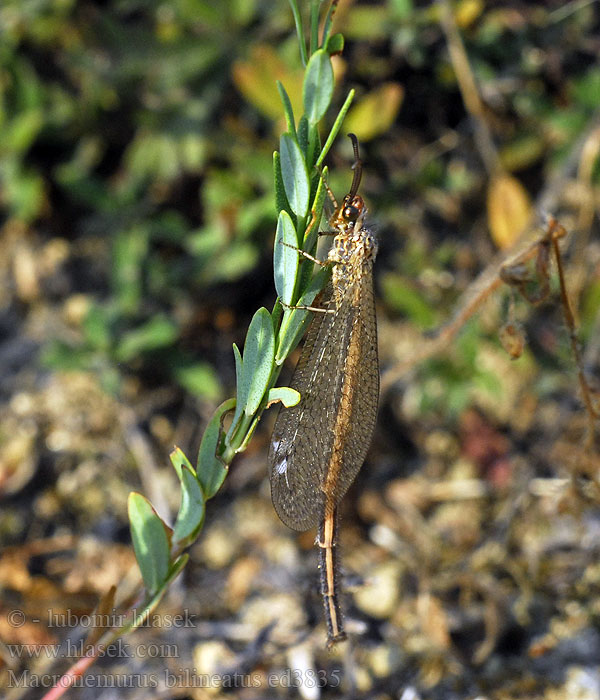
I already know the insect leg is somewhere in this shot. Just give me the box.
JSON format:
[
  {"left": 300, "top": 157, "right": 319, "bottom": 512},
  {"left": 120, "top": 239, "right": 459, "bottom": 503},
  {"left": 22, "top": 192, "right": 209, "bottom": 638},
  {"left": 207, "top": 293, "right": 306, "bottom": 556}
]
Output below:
[
  {"left": 317, "top": 508, "right": 346, "bottom": 646},
  {"left": 281, "top": 241, "right": 330, "bottom": 267},
  {"left": 280, "top": 299, "right": 335, "bottom": 315}
]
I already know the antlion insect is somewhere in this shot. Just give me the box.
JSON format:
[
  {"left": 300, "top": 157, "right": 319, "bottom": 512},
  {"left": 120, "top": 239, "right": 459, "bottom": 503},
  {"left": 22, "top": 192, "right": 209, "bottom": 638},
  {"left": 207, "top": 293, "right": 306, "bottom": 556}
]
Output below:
[{"left": 269, "top": 134, "right": 379, "bottom": 646}]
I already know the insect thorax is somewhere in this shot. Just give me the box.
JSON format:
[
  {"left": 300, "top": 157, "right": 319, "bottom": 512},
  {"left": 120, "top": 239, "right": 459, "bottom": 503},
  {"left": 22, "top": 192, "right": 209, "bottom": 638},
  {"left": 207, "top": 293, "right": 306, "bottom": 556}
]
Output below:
[
  {"left": 329, "top": 226, "right": 377, "bottom": 295},
  {"left": 327, "top": 192, "right": 377, "bottom": 292}
]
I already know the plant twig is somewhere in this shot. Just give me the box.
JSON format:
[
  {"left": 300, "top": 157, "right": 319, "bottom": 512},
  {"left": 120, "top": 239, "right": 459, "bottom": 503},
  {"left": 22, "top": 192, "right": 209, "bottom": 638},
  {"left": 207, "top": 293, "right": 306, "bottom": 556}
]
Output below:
[
  {"left": 380, "top": 222, "right": 561, "bottom": 394},
  {"left": 549, "top": 218, "right": 599, "bottom": 447},
  {"left": 381, "top": 107, "right": 600, "bottom": 394},
  {"left": 439, "top": 0, "right": 500, "bottom": 175}
]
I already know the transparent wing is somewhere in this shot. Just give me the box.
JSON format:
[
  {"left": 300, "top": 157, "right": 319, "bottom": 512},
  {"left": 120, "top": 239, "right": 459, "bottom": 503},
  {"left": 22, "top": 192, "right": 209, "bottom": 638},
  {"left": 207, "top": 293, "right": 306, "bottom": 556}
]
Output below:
[
  {"left": 269, "top": 265, "right": 378, "bottom": 531},
  {"left": 323, "top": 264, "right": 379, "bottom": 506}
]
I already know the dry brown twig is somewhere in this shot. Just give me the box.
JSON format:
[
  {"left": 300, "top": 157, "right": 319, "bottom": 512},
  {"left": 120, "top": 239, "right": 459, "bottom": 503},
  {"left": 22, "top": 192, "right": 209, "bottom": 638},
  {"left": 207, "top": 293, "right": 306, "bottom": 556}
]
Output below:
[
  {"left": 382, "top": 214, "right": 599, "bottom": 459},
  {"left": 547, "top": 219, "right": 600, "bottom": 445},
  {"left": 383, "top": 4, "right": 600, "bottom": 457},
  {"left": 438, "top": 0, "right": 500, "bottom": 176},
  {"left": 380, "top": 218, "right": 560, "bottom": 393}
]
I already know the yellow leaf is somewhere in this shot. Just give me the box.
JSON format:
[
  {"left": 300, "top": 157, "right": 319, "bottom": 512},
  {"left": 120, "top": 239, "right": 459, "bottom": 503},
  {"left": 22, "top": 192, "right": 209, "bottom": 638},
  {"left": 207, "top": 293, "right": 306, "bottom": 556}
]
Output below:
[
  {"left": 455, "top": 0, "right": 484, "bottom": 29},
  {"left": 232, "top": 45, "right": 304, "bottom": 121},
  {"left": 344, "top": 83, "right": 404, "bottom": 142},
  {"left": 487, "top": 174, "right": 532, "bottom": 250}
]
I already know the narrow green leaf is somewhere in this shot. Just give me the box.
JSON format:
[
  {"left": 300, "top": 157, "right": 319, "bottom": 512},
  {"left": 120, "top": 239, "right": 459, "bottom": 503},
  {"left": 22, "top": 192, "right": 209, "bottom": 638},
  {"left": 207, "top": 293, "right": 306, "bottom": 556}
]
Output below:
[
  {"left": 233, "top": 343, "right": 243, "bottom": 388},
  {"left": 273, "top": 151, "right": 292, "bottom": 218},
  {"left": 115, "top": 316, "right": 178, "bottom": 362},
  {"left": 303, "top": 49, "right": 334, "bottom": 125},
  {"left": 241, "top": 308, "right": 275, "bottom": 417},
  {"left": 306, "top": 122, "right": 321, "bottom": 172},
  {"left": 174, "top": 362, "right": 221, "bottom": 401},
  {"left": 309, "top": 0, "right": 320, "bottom": 56},
  {"left": 236, "top": 414, "right": 261, "bottom": 453},
  {"left": 321, "top": 1, "right": 340, "bottom": 47},
  {"left": 173, "top": 463, "right": 205, "bottom": 544},
  {"left": 128, "top": 492, "right": 171, "bottom": 595},
  {"left": 170, "top": 447, "right": 205, "bottom": 542},
  {"left": 316, "top": 89, "right": 355, "bottom": 168},
  {"left": 294, "top": 167, "right": 329, "bottom": 300},
  {"left": 274, "top": 210, "right": 300, "bottom": 306},
  {"left": 275, "top": 266, "right": 330, "bottom": 364},
  {"left": 277, "top": 81, "right": 296, "bottom": 135},
  {"left": 227, "top": 343, "right": 245, "bottom": 441},
  {"left": 170, "top": 447, "right": 194, "bottom": 478},
  {"left": 197, "top": 398, "right": 235, "bottom": 498},
  {"left": 303, "top": 166, "right": 329, "bottom": 257},
  {"left": 271, "top": 298, "right": 283, "bottom": 329},
  {"left": 280, "top": 133, "right": 310, "bottom": 218},
  {"left": 298, "top": 115, "right": 309, "bottom": 157},
  {"left": 268, "top": 386, "right": 301, "bottom": 407},
  {"left": 287, "top": 0, "right": 308, "bottom": 66}
]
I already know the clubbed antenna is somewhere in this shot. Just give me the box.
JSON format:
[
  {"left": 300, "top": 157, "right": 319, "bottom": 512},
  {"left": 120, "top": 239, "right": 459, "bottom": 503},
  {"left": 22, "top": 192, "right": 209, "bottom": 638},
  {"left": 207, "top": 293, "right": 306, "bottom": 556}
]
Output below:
[{"left": 347, "top": 133, "right": 363, "bottom": 197}]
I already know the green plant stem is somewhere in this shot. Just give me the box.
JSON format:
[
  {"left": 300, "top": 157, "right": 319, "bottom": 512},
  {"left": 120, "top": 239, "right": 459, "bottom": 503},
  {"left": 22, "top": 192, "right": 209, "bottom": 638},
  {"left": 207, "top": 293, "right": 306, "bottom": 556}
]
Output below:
[
  {"left": 288, "top": 0, "right": 308, "bottom": 65},
  {"left": 309, "top": 0, "right": 321, "bottom": 55},
  {"left": 316, "top": 89, "right": 355, "bottom": 168}
]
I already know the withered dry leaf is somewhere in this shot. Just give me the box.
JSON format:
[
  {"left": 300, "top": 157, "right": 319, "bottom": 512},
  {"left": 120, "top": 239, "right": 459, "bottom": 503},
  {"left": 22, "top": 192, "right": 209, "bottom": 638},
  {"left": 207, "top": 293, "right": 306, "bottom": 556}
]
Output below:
[{"left": 487, "top": 174, "right": 532, "bottom": 250}]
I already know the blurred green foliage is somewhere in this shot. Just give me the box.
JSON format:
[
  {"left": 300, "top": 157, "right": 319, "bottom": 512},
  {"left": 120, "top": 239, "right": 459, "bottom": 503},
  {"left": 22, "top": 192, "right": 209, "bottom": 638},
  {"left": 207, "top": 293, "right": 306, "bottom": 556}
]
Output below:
[
  {"left": 2, "top": 0, "right": 300, "bottom": 397},
  {"left": 2, "top": 0, "right": 599, "bottom": 418}
]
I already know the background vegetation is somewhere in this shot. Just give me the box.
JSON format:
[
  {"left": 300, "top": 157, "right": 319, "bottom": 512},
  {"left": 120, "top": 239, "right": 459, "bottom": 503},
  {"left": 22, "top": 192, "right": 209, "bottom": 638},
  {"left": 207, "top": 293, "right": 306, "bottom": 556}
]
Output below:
[{"left": 1, "top": 1, "right": 600, "bottom": 698}]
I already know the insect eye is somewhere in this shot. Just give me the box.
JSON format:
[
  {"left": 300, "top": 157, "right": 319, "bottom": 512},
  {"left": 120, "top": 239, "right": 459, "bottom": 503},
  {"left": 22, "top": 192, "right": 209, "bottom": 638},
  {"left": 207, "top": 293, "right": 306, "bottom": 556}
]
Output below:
[{"left": 344, "top": 205, "right": 359, "bottom": 221}]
